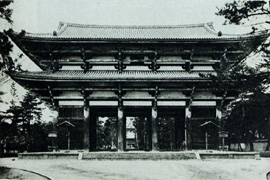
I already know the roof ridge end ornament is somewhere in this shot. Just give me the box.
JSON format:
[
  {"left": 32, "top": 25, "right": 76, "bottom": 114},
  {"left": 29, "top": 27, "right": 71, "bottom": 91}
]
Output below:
[
  {"left": 58, "top": 21, "right": 65, "bottom": 30},
  {"left": 206, "top": 22, "right": 215, "bottom": 31},
  {"left": 56, "top": 21, "right": 68, "bottom": 36}
]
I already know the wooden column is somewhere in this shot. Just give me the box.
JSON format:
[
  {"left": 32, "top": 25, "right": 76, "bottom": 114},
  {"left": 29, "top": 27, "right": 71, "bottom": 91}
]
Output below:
[
  {"left": 216, "top": 106, "right": 222, "bottom": 147},
  {"left": 151, "top": 106, "right": 158, "bottom": 151},
  {"left": 83, "top": 106, "right": 90, "bottom": 150},
  {"left": 117, "top": 106, "right": 124, "bottom": 151},
  {"left": 117, "top": 84, "right": 124, "bottom": 151},
  {"left": 185, "top": 107, "right": 191, "bottom": 150},
  {"left": 53, "top": 108, "right": 59, "bottom": 152},
  {"left": 151, "top": 86, "right": 158, "bottom": 151},
  {"left": 185, "top": 87, "right": 195, "bottom": 150},
  {"left": 217, "top": 91, "right": 226, "bottom": 147},
  {"left": 216, "top": 108, "right": 222, "bottom": 129}
]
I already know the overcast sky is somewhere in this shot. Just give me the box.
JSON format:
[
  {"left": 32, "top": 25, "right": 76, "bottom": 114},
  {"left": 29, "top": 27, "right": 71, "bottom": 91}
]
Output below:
[{"left": 9, "top": 0, "right": 254, "bottom": 34}]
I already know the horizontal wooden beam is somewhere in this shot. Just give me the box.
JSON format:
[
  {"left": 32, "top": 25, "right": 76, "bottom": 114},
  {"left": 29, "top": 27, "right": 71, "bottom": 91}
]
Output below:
[
  {"left": 30, "top": 87, "right": 223, "bottom": 92},
  {"left": 40, "top": 96, "right": 234, "bottom": 101},
  {"left": 30, "top": 49, "right": 244, "bottom": 55},
  {"left": 190, "top": 117, "right": 216, "bottom": 121},
  {"left": 39, "top": 59, "right": 224, "bottom": 66}
]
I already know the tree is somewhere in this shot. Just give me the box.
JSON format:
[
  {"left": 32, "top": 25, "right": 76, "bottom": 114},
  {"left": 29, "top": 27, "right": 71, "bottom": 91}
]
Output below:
[
  {"left": 0, "top": 1, "right": 13, "bottom": 24},
  {"left": 1, "top": 91, "right": 49, "bottom": 153},
  {"left": 0, "top": 0, "right": 13, "bottom": 71},
  {"left": 0, "top": 1, "right": 14, "bottom": 149},
  {"left": 216, "top": 1, "right": 269, "bottom": 26},
  {"left": 216, "top": 0, "right": 270, "bottom": 151}
]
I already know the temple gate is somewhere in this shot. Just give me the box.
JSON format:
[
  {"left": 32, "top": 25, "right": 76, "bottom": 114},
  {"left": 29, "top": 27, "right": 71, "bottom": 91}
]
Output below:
[{"left": 8, "top": 22, "right": 266, "bottom": 151}]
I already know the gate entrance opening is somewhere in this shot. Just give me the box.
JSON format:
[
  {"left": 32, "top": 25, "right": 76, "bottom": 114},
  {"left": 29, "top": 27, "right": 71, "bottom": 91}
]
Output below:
[
  {"left": 157, "top": 107, "right": 185, "bottom": 151},
  {"left": 124, "top": 108, "right": 151, "bottom": 151},
  {"left": 90, "top": 107, "right": 118, "bottom": 151}
]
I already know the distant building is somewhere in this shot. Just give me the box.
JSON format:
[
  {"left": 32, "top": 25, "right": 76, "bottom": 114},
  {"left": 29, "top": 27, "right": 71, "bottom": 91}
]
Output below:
[{"left": 8, "top": 22, "right": 266, "bottom": 151}]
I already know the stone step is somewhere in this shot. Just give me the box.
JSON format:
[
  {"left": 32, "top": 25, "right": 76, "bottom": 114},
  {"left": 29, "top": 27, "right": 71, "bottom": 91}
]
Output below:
[
  {"left": 18, "top": 152, "right": 79, "bottom": 159},
  {"left": 17, "top": 151, "right": 259, "bottom": 160},
  {"left": 199, "top": 152, "right": 258, "bottom": 159},
  {"left": 82, "top": 152, "right": 197, "bottom": 160}
]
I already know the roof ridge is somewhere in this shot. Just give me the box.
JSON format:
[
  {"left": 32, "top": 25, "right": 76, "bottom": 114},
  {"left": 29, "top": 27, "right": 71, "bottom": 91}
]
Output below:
[
  {"left": 59, "top": 21, "right": 211, "bottom": 29},
  {"left": 25, "top": 32, "right": 52, "bottom": 36}
]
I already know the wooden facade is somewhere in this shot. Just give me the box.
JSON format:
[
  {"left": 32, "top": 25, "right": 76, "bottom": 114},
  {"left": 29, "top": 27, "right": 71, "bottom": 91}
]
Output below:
[{"left": 9, "top": 22, "right": 266, "bottom": 151}]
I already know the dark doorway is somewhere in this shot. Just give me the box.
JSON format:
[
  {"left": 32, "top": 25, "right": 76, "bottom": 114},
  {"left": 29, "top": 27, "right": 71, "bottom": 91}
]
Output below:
[
  {"left": 57, "top": 106, "right": 84, "bottom": 150},
  {"left": 157, "top": 107, "right": 185, "bottom": 151},
  {"left": 190, "top": 107, "right": 218, "bottom": 149},
  {"left": 124, "top": 108, "right": 151, "bottom": 151},
  {"left": 89, "top": 107, "right": 118, "bottom": 151}
]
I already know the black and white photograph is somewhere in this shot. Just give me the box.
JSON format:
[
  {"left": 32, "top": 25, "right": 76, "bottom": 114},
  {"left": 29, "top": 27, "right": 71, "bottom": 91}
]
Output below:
[{"left": 0, "top": 0, "right": 270, "bottom": 179}]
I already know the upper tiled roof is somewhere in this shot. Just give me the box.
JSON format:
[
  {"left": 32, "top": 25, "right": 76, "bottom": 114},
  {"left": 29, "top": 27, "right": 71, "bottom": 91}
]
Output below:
[
  {"left": 21, "top": 22, "right": 252, "bottom": 40},
  {"left": 12, "top": 70, "right": 213, "bottom": 82}
]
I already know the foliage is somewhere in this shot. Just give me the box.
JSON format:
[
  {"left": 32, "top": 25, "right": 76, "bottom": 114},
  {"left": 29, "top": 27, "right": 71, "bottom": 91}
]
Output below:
[
  {"left": 216, "top": 1, "right": 268, "bottom": 25},
  {"left": 0, "top": 1, "right": 13, "bottom": 71},
  {"left": 157, "top": 117, "right": 176, "bottom": 150},
  {"left": 1, "top": 92, "right": 49, "bottom": 152},
  {"left": 0, "top": 1, "right": 13, "bottom": 24},
  {"left": 216, "top": 0, "right": 270, "bottom": 151},
  {"left": 96, "top": 117, "right": 117, "bottom": 150}
]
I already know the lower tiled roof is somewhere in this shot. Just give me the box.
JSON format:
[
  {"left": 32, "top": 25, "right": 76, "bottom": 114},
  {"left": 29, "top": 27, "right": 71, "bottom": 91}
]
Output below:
[{"left": 12, "top": 70, "right": 214, "bottom": 82}]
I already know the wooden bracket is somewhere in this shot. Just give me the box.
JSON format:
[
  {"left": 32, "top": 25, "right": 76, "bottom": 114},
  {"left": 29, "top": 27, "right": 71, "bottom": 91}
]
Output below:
[
  {"left": 81, "top": 86, "right": 92, "bottom": 107},
  {"left": 182, "top": 61, "right": 193, "bottom": 72},
  {"left": 190, "top": 48, "right": 194, "bottom": 61},
  {"left": 47, "top": 85, "right": 55, "bottom": 107},
  {"left": 115, "top": 50, "right": 126, "bottom": 73},
  {"left": 117, "top": 84, "right": 123, "bottom": 107},
  {"left": 220, "top": 48, "right": 228, "bottom": 69},
  {"left": 81, "top": 48, "right": 91, "bottom": 73},
  {"left": 219, "top": 91, "right": 227, "bottom": 110},
  {"left": 153, "top": 52, "right": 159, "bottom": 73},
  {"left": 187, "top": 86, "right": 196, "bottom": 109},
  {"left": 154, "top": 86, "right": 159, "bottom": 110},
  {"left": 50, "top": 53, "right": 59, "bottom": 72}
]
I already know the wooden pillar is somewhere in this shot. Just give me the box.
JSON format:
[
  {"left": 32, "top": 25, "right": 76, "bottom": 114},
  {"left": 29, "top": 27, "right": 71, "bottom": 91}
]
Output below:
[
  {"left": 89, "top": 111, "right": 97, "bottom": 151},
  {"left": 83, "top": 106, "right": 90, "bottom": 150},
  {"left": 151, "top": 106, "right": 158, "bottom": 151},
  {"left": 175, "top": 113, "right": 181, "bottom": 150},
  {"left": 67, "top": 130, "right": 71, "bottom": 150},
  {"left": 53, "top": 108, "right": 59, "bottom": 152},
  {"left": 216, "top": 108, "right": 222, "bottom": 130},
  {"left": 185, "top": 106, "right": 191, "bottom": 150},
  {"left": 117, "top": 107, "right": 124, "bottom": 151},
  {"left": 216, "top": 107, "right": 222, "bottom": 147}
]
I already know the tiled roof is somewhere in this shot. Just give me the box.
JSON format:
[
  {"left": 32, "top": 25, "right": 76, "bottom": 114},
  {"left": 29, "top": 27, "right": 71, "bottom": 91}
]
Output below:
[
  {"left": 12, "top": 70, "right": 214, "bottom": 82},
  {"left": 21, "top": 22, "right": 250, "bottom": 40}
]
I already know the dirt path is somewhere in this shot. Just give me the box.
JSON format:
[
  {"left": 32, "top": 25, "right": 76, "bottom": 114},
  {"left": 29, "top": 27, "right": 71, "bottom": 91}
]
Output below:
[{"left": 0, "top": 158, "right": 269, "bottom": 180}]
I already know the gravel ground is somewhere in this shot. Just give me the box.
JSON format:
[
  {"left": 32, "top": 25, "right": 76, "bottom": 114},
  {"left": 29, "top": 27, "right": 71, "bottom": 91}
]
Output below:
[{"left": 0, "top": 158, "right": 270, "bottom": 180}]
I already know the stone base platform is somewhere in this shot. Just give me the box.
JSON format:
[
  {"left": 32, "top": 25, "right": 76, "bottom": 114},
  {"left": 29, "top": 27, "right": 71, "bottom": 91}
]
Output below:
[
  {"left": 18, "top": 152, "right": 79, "bottom": 159},
  {"left": 17, "top": 151, "right": 259, "bottom": 160},
  {"left": 199, "top": 152, "right": 259, "bottom": 159},
  {"left": 82, "top": 151, "right": 196, "bottom": 160}
]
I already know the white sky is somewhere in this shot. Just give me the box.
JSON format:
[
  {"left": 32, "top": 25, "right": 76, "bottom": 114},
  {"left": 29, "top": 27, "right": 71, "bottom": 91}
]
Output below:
[{"left": 9, "top": 0, "right": 253, "bottom": 34}]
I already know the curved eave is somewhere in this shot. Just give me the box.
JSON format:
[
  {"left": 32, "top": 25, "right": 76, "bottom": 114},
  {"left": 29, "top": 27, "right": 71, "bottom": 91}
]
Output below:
[
  {"left": 11, "top": 31, "right": 268, "bottom": 43},
  {"left": 10, "top": 70, "right": 213, "bottom": 83},
  {"left": 12, "top": 77, "right": 212, "bottom": 83},
  {"left": 15, "top": 35, "right": 249, "bottom": 43}
]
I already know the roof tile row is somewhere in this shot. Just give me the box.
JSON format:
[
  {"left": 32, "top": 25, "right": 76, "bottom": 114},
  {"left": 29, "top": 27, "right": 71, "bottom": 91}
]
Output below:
[{"left": 13, "top": 70, "right": 214, "bottom": 81}]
